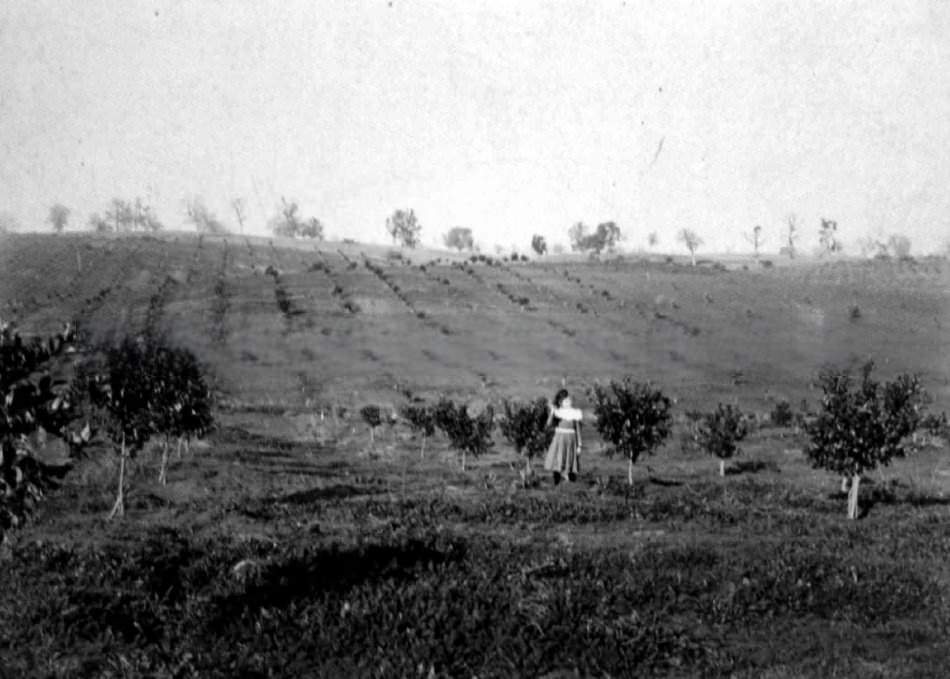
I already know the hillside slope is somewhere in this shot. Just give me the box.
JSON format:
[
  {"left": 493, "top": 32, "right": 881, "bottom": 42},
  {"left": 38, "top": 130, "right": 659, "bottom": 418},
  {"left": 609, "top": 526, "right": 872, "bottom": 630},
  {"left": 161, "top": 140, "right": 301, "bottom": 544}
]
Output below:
[{"left": 1, "top": 232, "right": 948, "bottom": 415}]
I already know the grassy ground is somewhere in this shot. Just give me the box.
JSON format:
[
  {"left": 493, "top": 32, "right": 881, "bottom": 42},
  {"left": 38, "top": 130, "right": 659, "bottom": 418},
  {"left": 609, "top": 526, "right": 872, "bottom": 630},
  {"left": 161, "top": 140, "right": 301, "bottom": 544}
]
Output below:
[{"left": 1, "top": 232, "right": 949, "bottom": 677}]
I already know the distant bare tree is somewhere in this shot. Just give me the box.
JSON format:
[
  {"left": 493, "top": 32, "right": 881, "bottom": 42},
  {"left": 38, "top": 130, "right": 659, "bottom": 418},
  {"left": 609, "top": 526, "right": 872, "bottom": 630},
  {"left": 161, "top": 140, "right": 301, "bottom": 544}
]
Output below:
[
  {"left": 443, "top": 227, "right": 474, "bottom": 251},
  {"left": 818, "top": 218, "right": 842, "bottom": 256},
  {"left": 386, "top": 209, "right": 422, "bottom": 248},
  {"left": 88, "top": 212, "right": 110, "bottom": 233},
  {"left": 677, "top": 228, "right": 702, "bottom": 266},
  {"left": 105, "top": 197, "right": 163, "bottom": 232},
  {"left": 268, "top": 198, "right": 322, "bottom": 239},
  {"left": 569, "top": 221, "right": 621, "bottom": 255},
  {"left": 568, "top": 222, "right": 588, "bottom": 252},
  {"left": 184, "top": 196, "right": 228, "bottom": 235},
  {"left": 744, "top": 224, "right": 763, "bottom": 259},
  {"left": 647, "top": 231, "right": 659, "bottom": 249},
  {"left": 48, "top": 203, "right": 70, "bottom": 234},
  {"left": 230, "top": 198, "right": 247, "bottom": 234},
  {"left": 780, "top": 214, "right": 799, "bottom": 259},
  {"left": 298, "top": 217, "right": 324, "bottom": 239},
  {"left": 857, "top": 236, "right": 888, "bottom": 259}
]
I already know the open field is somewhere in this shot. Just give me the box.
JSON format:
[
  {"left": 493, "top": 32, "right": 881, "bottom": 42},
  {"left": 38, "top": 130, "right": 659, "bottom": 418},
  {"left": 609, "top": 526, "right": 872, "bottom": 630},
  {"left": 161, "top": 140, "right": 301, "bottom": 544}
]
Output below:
[{"left": 1, "top": 232, "right": 949, "bottom": 677}]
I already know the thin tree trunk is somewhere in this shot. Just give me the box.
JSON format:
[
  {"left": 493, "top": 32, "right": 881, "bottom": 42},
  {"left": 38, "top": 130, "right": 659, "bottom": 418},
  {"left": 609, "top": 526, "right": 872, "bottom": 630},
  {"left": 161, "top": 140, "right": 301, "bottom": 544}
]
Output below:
[
  {"left": 523, "top": 456, "right": 533, "bottom": 489},
  {"left": 369, "top": 427, "right": 374, "bottom": 446},
  {"left": 158, "top": 437, "right": 169, "bottom": 485},
  {"left": 840, "top": 476, "right": 849, "bottom": 493},
  {"left": 462, "top": 450, "right": 467, "bottom": 472},
  {"left": 719, "top": 458, "right": 725, "bottom": 477},
  {"left": 420, "top": 435, "right": 426, "bottom": 460},
  {"left": 108, "top": 434, "right": 126, "bottom": 519},
  {"left": 847, "top": 474, "right": 861, "bottom": 520},
  {"left": 176, "top": 437, "right": 183, "bottom": 461},
  {"left": 627, "top": 458, "right": 634, "bottom": 486}
]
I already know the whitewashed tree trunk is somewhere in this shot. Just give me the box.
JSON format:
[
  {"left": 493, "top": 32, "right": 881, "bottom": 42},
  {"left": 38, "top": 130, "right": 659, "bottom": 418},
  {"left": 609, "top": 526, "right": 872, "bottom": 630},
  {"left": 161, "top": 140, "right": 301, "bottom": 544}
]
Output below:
[
  {"left": 847, "top": 474, "right": 861, "bottom": 520},
  {"left": 840, "top": 476, "right": 849, "bottom": 493},
  {"left": 158, "top": 438, "right": 169, "bottom": 485},
  {"left": 627, "top": 458, "right": 634, "bottom": 486},
  {"left": 176, "top": 437, "right": 183, "bottom": 461},
  {"left": 461, "top": 450, "right": 467, "bottom": 472},
  {"left": 719, "top": 458, "right": 725, "bottom": 477},
  {"left": 420, "top": 435, "right": 426, "bottom": 460},
  {"left": 108, "top": 433, "right": 127, "bottom": 519}
]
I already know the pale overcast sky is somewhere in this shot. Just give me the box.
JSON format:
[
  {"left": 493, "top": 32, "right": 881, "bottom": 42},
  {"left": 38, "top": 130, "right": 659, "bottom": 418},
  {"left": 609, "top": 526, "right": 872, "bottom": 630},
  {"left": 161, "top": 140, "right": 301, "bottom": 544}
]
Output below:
[{"left": 2, "top": 1, "right": 949, "bottom": 253}]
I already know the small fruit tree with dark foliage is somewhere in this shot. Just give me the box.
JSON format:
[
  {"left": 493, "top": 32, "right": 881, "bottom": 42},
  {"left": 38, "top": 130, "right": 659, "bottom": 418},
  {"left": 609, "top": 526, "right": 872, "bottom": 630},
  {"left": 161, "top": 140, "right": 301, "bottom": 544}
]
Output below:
[
  {"left": 80, "top": 336, "right": 214, "bottom": 516},
  {"left": 588, "top": 378, "right": 672, "bottom": 485},
  {"left": 81, "top": 337, "right": 158, "bottom": 519},
  {"left": 804, "top": 361, "right": 926, "bottom": 520},
  {"left": 1, "top": 321, "right": 89, "bottom": 541},
  {"left": 401, "top": 403, "right": 436, "bottom": 459},
  {"left": 150, "top": 344, "right": 214, "bottom": 485},
  {"left": 499, "top": 397, "right": 553, "bottom": 486},
  {"left": 770, "top": 400, "right": 794, "bottom": 427},
  {"left": 433, "top": 398, "right": 494, "bottom": 471},
  {"left": 696, "top": 403, "right": 749, "bottom": 477},
  {"left": 360, "top": 405, "right": 382, "bottom": 446}
]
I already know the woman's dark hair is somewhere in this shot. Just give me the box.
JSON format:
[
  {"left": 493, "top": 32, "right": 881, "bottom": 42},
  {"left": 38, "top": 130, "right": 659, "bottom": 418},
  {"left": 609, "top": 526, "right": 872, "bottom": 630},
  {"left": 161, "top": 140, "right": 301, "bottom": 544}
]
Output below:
[{"left": 553, "top": 389, "right": 569, "bottom": 408}]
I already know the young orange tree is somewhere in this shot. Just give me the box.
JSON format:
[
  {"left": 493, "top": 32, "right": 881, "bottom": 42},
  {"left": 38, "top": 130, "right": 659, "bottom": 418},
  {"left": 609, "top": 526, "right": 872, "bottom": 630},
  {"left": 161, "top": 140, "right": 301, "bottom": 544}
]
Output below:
[
  {"left": 696, "top": 403, "right": 749, "bottom": 477},
  {"left": 805, "top": 361, "right": 926, "bottom": 519},
  {"left": 151, "top": 344, "right": 214, "bottom": 485},
  {"left": 433, "top": 398, "right": 494, "bottom": 472},
  {"left": 589, "top": 378, "right": 672, "bottom": 485},
  {"left": 82, "top": 337, "right": 157, "bottom": 518},
  {"left": 401, "top": 403, "right": 436, "bottom": 459},
  {"left": 499, "top": 398, "right": 553, "bottom": 487}
]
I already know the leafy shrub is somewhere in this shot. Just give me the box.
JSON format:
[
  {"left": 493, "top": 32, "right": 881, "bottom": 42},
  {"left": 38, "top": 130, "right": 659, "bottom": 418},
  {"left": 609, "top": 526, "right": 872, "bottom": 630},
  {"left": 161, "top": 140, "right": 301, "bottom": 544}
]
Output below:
[
  {"left": 920, "top": 411, "right": 949, "bottom": 440},
  {"left": 696, "top": 404, "right": 749, "bottom": 476},
  {"left": 588, "top": 378, "right": 673, "bottom": 485},
  {"left": 433, "top": 398, "right": 494, "bottom": 471},
  {"left": 1, "top": 321, "right": 89, "bottom": 539},
  {"left": 498, "top": 398, "right": 553, "bottom": 485},
  {"left": 849, "top": 305, "right": 861, "bottom": 321},
  {"left": 359, "top": 405, "right": 382, "bottom": 445},
  {"left": 804, "top": 361, "right": 926, "bottom": 519},
  {"left": 770, "top": 399, "right": 794, "bottom": 427}
]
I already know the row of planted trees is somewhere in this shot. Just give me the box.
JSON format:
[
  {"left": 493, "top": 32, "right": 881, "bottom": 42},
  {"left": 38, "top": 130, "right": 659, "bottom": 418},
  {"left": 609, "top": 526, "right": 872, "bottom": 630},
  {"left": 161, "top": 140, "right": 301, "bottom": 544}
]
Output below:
[
  {"left": 1, "top": 321, "right": 213, "bottom": 540},
  {"left": 363, "top": 366, "right": 944, "bottom": 520}
]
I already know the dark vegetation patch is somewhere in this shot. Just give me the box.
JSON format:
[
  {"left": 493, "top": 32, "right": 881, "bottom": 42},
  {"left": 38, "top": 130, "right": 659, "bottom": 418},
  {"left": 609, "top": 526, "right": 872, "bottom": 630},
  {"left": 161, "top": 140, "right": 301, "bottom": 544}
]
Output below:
[{"left": 1, "top": 521, "right": 945, "bottom": 678}]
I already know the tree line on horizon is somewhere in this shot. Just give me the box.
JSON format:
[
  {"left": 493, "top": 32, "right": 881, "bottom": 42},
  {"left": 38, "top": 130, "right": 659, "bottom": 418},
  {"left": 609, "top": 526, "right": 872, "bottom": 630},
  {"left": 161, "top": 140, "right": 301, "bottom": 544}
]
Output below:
[{"left": 1, "top": 196, "right": 940, "bottom": 261}]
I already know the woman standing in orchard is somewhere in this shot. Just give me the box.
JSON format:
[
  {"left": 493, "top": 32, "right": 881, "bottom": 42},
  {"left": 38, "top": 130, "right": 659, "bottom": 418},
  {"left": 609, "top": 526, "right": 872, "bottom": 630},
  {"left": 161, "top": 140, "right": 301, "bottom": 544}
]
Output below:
[{"left": 544, "top": 388, "right": 583, "bottom": 484}]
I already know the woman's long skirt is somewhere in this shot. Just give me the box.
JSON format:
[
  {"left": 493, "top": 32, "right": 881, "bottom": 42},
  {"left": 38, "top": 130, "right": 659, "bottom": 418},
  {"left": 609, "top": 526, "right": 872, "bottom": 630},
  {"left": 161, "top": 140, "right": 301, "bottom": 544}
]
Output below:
[{"left": 544, "top": 431, "right": 579, "bottom": 475}]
